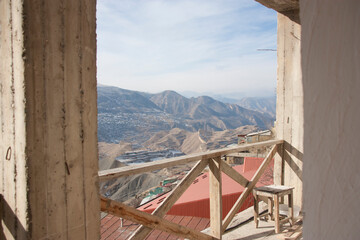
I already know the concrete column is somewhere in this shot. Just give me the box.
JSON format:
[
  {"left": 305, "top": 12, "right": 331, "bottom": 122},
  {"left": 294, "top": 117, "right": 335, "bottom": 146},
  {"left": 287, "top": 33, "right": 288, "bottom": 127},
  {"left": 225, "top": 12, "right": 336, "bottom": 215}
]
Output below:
[
  {"left": 274, "top": 13, "right": 303, "bottom": 208},
  {"left": 301, "top": 0, "right": 360, "bottom": 238},
  {"left": 0, "top": 0, "right": 99, "bottom": 239}
]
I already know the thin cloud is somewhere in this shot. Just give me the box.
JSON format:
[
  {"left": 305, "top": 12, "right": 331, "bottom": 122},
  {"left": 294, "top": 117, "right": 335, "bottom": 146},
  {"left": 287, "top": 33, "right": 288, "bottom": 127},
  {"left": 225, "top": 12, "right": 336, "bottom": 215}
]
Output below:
[{"left": 97, "top": 0, "right": 277, "bottom": 96}]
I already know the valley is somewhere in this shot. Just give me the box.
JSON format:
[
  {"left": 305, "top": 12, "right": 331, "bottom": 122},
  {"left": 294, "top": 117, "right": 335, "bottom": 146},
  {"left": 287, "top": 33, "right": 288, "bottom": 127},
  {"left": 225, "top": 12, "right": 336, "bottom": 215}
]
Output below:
[{"left": 97, "top": 85, "right": 276, "bottom": 205}]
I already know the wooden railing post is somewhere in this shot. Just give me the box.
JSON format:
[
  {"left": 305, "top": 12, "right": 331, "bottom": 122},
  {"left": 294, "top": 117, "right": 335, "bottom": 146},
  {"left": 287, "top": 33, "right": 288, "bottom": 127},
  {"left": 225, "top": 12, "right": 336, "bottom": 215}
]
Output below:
[{"left": 209, "top": 157, "right": 222, "bottom": 239}]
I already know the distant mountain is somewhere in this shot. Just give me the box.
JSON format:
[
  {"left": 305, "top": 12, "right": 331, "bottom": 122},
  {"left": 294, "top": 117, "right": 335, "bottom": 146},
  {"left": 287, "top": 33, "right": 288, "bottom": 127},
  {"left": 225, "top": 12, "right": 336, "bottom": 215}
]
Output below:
[
  {"left": 150, "top": 91, "right": 273, "bottom": 130},
  {"left": 142, "top": 126, "right": 257, "bottom": 154},
  {"left": 236, "top": 97, "right": 276, "bottom": 118},
  {"left": 97, "top": 85, "right": 274, "bottom": 143},
  {"left": 98, "top": 86, "right": 160, "bottom": 113}
]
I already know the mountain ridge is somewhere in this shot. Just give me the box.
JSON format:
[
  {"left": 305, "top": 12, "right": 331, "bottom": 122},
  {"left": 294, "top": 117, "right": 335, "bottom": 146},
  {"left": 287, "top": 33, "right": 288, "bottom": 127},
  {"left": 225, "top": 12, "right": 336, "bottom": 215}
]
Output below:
[{"left": 97, "top": 85, "right": 275, "bottom": 144}]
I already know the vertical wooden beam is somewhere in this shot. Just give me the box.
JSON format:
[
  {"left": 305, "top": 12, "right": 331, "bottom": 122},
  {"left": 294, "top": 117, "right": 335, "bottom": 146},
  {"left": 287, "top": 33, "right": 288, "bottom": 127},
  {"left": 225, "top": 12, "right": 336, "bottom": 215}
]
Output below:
[
  {"left": 288, "top": 191, "right": 294, "bottom": 225},
  {"left": 268, "top": 198, "right": 274, "bottom": 220},
  {"left": 209, "top": 157, "right": 222, "bottom": 239},
  {"left": 253, "top": 194, "right": 259, "bottom": 228}
]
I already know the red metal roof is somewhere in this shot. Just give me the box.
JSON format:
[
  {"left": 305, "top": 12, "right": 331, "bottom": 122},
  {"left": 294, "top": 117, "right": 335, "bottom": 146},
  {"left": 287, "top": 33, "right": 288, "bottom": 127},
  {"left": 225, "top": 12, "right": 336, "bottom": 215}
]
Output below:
[{"left": 138, "top": 157, "right": 274, "bottom": 219}]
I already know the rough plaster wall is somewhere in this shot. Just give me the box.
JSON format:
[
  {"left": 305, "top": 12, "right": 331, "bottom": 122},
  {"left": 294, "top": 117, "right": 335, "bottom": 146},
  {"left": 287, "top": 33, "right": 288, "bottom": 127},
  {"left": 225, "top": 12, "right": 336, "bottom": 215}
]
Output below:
[
  {"left": 24, "top": 0, "right": 99, "bottom": 238},
  {"left": 0, "top": 0, "right": 28, "bottom": 239},
  {"left": 1, "top": 0, "right": 99, "bottom": 239},
  {"left": 275, "top": 13, "right": 303, "bottom": 208},
  {"left": 301, "top": 0, "right": 360, "bottom": 239}
]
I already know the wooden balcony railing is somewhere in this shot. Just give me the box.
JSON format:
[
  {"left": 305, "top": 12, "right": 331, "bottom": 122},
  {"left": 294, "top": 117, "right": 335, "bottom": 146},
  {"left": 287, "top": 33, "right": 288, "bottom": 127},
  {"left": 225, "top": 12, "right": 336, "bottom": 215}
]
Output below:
[{"left": 99, "top": 139, "right": 283, "bottom": 240}]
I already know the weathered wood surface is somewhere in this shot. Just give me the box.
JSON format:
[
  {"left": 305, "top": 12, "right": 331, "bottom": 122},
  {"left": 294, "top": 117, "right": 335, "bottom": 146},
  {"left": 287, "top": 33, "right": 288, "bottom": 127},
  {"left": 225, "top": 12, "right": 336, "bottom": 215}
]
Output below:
[
  {"left": 99, "top": 139, "right": 283, "bottom": 181},
  {"left": 222, "top": 145, "right": 278, "bottom": 232},
  {"left": 129, "top": 159, "right": 208, "bottom": 239},
  {"left": 220, "top": 160, "right": 249, "bottom": 187},
  {"left": 101, "top": 197, "right": 215, "bottom": 240},
  {"left": 209, "top": 158, "right": 222, "bottom": 239}
]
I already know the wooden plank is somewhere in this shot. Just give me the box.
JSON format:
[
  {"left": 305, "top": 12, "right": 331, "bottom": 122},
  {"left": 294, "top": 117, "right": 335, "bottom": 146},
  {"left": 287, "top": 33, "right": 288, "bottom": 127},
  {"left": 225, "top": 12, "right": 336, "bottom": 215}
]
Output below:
[
  {"left": 281, "top": 225, "right": 303, "bottom": 240},
  {"left": 220, "top": 160, "right": 249, "bottom": 187},
  {"left": 99, "top": 139, "right": 283, "bottom": 181},
  {"left": 284, "top": 228, "right": 302, "bottom": 240},
  {"left": 279, "top": 217, "right": 292, "bottom": 224},
  {"left": 209, "top": 158, "right": 222, "bottom": 239},
  {"left": 129, "top": 159, "right": 208, "bottom": 239},
  {"left": 100, "top": 197, "right": 215, "bottom": 240},
  {"left": 222, "top": 145, "right": 278, "bottom": 232}
]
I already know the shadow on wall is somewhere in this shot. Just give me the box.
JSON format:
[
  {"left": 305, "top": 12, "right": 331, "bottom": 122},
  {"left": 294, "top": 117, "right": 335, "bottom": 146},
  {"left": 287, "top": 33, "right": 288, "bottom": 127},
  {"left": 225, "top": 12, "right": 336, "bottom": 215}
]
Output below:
[
  {"left": 0, "top": 194, "right": 27, "bottom": 239},
  {"left": 284, "top": 141, "right": 303, "bottom": 181}
]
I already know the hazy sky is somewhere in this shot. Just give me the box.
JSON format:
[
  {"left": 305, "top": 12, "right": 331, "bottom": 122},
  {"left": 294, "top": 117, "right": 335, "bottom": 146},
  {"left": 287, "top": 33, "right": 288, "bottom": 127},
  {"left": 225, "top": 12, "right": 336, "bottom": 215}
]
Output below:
[{"left": 97, "top": 0, "right": 277, "bottom": 97}]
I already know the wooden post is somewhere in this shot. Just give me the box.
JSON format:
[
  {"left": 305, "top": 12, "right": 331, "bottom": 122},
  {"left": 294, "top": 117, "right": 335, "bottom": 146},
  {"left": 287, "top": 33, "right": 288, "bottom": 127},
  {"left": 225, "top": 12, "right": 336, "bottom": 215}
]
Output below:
[
  {"left": 253, "top": 193, "right": 259, "bottom": 228},
  {"left": 274, "top": 195, "right": 280, "bottom": 233},
  {"left": 288, "top": 191, "right": 294, "bottom": 225},
  {"left": 268, "top": 197, "right": 274, "bottom": 220},
  {"left": 209, "top": 157, "right": 222, "bottom": 239}
]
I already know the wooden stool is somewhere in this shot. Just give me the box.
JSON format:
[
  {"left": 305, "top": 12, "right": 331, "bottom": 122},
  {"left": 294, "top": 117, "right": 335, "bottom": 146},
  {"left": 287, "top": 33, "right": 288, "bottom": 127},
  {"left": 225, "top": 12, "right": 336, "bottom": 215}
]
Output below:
[{"left": 253, "top": 185, "right": 294, "bottom": 233}]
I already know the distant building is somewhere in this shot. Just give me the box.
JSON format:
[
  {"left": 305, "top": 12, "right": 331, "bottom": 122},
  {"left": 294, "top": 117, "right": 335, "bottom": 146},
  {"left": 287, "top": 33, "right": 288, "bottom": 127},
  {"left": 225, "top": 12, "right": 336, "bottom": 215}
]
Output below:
[
  {"left": 245, "top": 130, "right": 273, "bottom": 143},
  {"left": 237, "top": 134, "right": 246, "bottom": 144}
]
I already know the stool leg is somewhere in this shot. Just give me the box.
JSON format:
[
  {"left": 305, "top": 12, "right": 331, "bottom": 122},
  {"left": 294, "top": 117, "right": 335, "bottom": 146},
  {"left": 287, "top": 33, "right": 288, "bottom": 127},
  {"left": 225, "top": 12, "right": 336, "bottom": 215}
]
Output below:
[
  {"left": 268, "top": 197, "right": 273, "bottom": 221},
  {"left": 274, "top": 195, "right": 280, "bottom": 233},
  {"left": 254, "top": 194, "right": 259, "bottom": 228},
  {"left": 288, "top": 191, "right": 294, "bottom": 226}
]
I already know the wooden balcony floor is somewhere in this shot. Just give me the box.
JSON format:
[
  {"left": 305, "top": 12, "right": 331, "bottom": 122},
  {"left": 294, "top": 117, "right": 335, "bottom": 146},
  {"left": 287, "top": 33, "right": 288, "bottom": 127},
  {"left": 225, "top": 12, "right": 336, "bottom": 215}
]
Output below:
[
  {"left": 203, "top": 203, "right": 303, "bottom": 240},
  {"left": 101, "top": 213, "right": 210, "bottom": 240}
]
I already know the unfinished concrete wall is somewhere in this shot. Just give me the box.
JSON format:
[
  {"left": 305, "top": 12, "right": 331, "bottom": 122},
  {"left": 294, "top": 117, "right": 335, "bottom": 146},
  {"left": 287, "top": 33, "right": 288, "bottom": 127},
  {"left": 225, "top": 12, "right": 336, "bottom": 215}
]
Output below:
[
  {"left": 274, "top": 13, "right": 303, "bottom": 208},
  {"left": 0, "top": 0, "right": 99, "bottom": 239},
  {"left": 301, "top": 0, "right": 360, "bottom": 238},
  {"left": 0, "top": 0, "right": 28, "bottom": 238}
]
